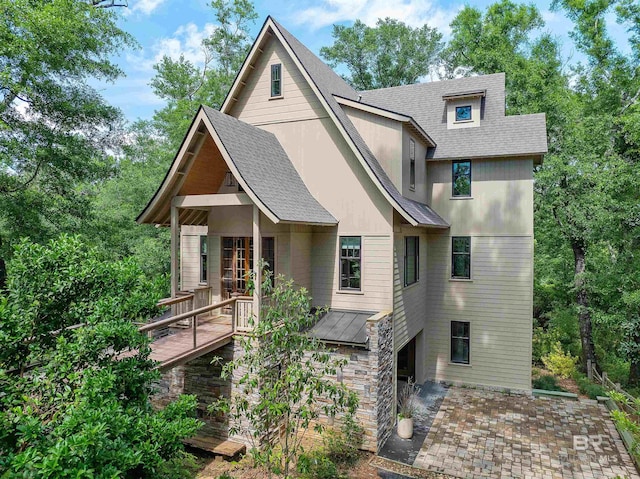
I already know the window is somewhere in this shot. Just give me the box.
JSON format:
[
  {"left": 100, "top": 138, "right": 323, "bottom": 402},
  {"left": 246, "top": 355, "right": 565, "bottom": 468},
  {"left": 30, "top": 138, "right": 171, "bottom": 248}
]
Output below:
[
  {"left": 452, "top": 160, "right": 471, "bottom": 197},
  {"left": 455, "top": 105, "right": 472, "bottom": 122},
  {"left": 271, "top": 64, "right": 282, "bottom": 97},
  {"left": 262, "top": 237, "right": 275, "bottom": 278},
  {"left": 409, "top": 138, "right": 416, "bottom": 191},
  {"left": 404, "top": 236, "right": 419, "bottom": 286},
  {"left": 340, "top": 236, "right": 361, "bottom": 290},
  {"left": 451, "top": 236, "right": 471, "bottom": 279},
  {"left": 200, "top": 235, "right": 208, "bottom": 283},
  {"left": 451, "top": 321, "right": 470, "bottom": 364}
]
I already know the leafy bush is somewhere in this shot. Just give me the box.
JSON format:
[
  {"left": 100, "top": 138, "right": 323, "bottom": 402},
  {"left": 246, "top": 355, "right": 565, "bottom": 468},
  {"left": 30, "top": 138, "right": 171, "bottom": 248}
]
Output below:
[
  {"left": 216, "top": 473, "right": 234, "bottom": 479},
  {"left": 542, "top": 343, "right": 577, "bottom": 378},
  {"left": 572, "top": 373, "right": 608, "bottom": 399},
  {"left": 609, "top": 392, "right": 640, "bottom": 462},
  {"left": 297, "top": 451, "right": 342, "bottom": 479},
  {"left": 0, "top": 236, "right": 200, "bottom": 478},
  {"left": 532, "top": 375, "right": 566, "bottom": 392},
  {"left": 323, "top": 414, "right": 363, "bottom": 466}
]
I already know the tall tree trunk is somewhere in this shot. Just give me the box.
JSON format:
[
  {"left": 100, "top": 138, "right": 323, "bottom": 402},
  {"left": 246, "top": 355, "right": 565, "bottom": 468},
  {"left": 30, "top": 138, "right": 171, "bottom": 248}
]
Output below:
[{"left": 572, "top": 240, "right": 597, "bottom": 372}]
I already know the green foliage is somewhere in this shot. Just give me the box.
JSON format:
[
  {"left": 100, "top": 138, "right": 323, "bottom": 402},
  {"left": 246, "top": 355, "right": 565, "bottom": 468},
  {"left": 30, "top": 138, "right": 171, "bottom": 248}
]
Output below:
[
  {"left": 609, "top": 391, "right": 640, "bottom": 461},
  {"left": 0, "top": 0, "right": 135, "bottom": 255},
  {"left": 320, "top": 18, "right": 443, "bottom": 90},
  {"left": 322, "top": 415, "right": 363, "bottom": 466},
  {"left": 532, "top": 375, "right": 566, "bottom": 392},
  {"left": 296, "top": 451, "right": 342, "bottom": 479},
  {"left": 150, "top": 0, "right": 257, "bottom": 148},
  {"left": 573, "top": 373, "right": 607, "bottom": 399},
  {"left": 542, "top": 343, "right": 577, "bottom": 379},
  {"left": 216, "top": 473, "right": 234, "bottom": 479},
  {"left": 210, "top": 272, "right": 359, "bottom": 478},
  {"left": 0, "top": 236, "right": 201, "bottom": 478}
]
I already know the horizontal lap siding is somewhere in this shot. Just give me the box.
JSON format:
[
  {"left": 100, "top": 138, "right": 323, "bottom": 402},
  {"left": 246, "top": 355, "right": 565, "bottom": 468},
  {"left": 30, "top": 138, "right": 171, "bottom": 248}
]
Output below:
[
  {"left": 311, "top": 233, "right": 392, "bottom": 312},
  {"left": 393, "top": 230, "right": 428, "bottom": 352},
  {"left": 424, "top": 234, "right": 533, "bottom": 390},
  {"left": 180, "top": 226, "right": 207, "bottom": 291},
  {"left": 231, "top": 38, "right": 326, "bottom": 125},
  {"left": 290, "top": 232, "right": 311, "bottom": 291}
]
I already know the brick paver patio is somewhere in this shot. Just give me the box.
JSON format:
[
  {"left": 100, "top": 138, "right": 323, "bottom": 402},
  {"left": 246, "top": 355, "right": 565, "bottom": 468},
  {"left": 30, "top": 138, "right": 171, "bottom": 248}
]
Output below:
[{"left": 413, "top": 387, "right": 639, "bottom": 479}]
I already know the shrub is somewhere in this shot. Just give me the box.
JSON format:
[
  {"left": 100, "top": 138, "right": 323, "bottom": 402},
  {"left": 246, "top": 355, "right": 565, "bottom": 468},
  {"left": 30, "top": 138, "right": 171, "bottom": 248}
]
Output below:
[
  {"left": 573, "top": 373, "right": 608, "bottom": 399},
  {"left": 297, "top": 451, "right": 342, "bottom": 479},
  {"left": 542, "top": 342, "right": 577, "bottom": 378},
  {"left": 323, "top": 414, "right": 363, "bottom": 466},
  {"left": 532, "top": 375, "right": 566, "bottom": 392}
]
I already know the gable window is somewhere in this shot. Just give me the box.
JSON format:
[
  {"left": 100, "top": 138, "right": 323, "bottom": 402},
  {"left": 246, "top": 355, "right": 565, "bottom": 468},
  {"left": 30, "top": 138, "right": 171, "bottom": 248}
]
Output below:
[
  {"left": 451, "top": 236, "right": 471, "bottom": 279},
  {"left": 455, "top": 105, "right": 472, "bottom": 122},
  {"left": 452, "top": 160, "right": 471, "bottom": 197},
  {"left": 404, "top": 236, "right": 419, "bottom": 286},
  {"left": 340, "top": 236, "right": 361, "bottom": 291},
  {"left": 200, "top": 235, "right": 208, "bottom": 283},
  {"left": 271, "top": 64, "right": 282, "bottom": 97},
  {"left": 409, "top": 138, "right": 416, "bottom": 191},
  {"left": 451, "top": 321, "right": 470, "bottom": 364}
]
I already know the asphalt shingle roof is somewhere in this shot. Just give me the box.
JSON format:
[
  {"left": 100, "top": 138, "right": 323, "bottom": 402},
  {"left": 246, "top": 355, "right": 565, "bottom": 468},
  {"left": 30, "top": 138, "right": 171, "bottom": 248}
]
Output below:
[
  {"left": 359, "top": 74, "right": 548, "bottom": 160},
  {"left": 202, "top": 106, "right": 337, "bottom": 225},
  {"left": 272, "top": 18, "right": 449, "bottom": 228}
]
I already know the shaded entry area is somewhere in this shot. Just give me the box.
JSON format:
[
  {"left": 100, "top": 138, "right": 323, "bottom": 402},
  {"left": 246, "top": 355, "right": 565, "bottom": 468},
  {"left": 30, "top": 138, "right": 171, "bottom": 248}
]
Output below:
[{"left": 397, "top": 337, "right": 416, "bottom": 381}]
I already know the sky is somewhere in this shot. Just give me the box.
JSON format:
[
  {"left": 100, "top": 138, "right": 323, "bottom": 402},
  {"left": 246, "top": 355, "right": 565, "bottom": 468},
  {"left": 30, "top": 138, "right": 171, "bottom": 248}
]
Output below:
[{"left": 99, "top": 0, "right": 633, "bottom": 123}]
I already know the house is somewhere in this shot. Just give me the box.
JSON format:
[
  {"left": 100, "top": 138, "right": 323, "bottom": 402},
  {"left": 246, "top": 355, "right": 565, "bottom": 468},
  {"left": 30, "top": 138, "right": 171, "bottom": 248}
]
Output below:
[{"left": 138, "top": 16, "right": 547, "bottom": 452}]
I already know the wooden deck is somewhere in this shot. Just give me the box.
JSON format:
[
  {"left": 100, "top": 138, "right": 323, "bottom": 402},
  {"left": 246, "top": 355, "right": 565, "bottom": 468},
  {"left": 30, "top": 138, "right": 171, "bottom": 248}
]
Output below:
[{"left": 149, "top": 315, "right": 234, "bottom": 371}]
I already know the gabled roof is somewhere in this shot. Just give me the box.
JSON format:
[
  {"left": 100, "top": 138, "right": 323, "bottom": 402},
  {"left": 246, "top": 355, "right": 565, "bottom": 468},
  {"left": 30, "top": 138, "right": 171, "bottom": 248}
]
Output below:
[
  {"left": 359, "top": 74, "right": 548, "bottom": 160},
  {"left": 137, "top": 106, "right": 337, "bottom": 226},
  {"left": 222, "top": 17, "right": 449, "bottom": 228}
]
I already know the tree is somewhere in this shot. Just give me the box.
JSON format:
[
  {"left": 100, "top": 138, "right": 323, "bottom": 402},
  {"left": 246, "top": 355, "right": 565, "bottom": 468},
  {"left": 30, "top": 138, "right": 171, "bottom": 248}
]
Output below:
[
  {"left": 210, "top": 273, "right": 358, "bottom": 478},
  {"left": 0, "top": 0, "right": 135, "bottom": 285},
  {"left": 0, "top": 236, "right": 200, "bottom": 477},
  {"left": 150, "top": 0, "right": 258, "bottom": 147},
  {"left": 320, "top": 18, "right": 443, "bottom": 91}
]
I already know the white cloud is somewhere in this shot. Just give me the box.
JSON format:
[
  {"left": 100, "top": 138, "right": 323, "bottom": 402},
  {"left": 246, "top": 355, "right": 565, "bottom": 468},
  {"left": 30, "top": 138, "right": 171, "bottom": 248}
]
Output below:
[
  {"left": 292, "top": 0, "right": 460, "bottom": 36},
  {"left": 129, "top": 0, "right": 166, "bottom": 16}
]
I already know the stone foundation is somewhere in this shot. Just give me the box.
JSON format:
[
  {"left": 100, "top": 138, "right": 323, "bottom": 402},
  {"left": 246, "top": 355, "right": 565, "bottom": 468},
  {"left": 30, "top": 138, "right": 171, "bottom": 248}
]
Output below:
[{"left": 152, "top": 311, "right": 394, "bottom": 453}]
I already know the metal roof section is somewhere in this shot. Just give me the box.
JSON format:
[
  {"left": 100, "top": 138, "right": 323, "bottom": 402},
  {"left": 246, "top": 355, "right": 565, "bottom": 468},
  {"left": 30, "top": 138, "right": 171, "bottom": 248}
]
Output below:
[
  {"left": 309, "top": 309, "right": 377, "bottom": 347},
  {"left": 442, "top": 89, "right": 487, "bottom": 101}
]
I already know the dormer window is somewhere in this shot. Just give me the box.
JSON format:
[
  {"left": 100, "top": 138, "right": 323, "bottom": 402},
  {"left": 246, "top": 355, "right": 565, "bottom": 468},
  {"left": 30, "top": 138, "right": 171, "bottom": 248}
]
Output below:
[
  {"left": 271, "top": 64, "right": 282, "bottom": 97},
  {"left": 455, "top": 105, "right": 472, "bottom": 122}
]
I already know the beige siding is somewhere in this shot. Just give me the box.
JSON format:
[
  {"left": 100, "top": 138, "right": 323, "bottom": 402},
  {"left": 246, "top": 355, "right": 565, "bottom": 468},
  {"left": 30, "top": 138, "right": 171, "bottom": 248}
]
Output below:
[
  {"left": 290, "top": 231, "right": 312, "bottom": 291},
  {"left": 311, "top": 231, "right": 392, "bottom": 312},
  {"left": 230, "top": 37, "right": 326, "bottom": 125},
  {"left": 392, "top": 228, "right": 428, "bottom": 356},
  {"left": 343, "top": 105, "right": 403, "bottom": 190},
  {"left": 180, "top": 225, "right": 208, "bottom": 291},
  {"left": 427, "top": 157, "right": 534, "bottom": 236},
  {"left": 423, "top": 233, "right": 533, "bottom": 390},
  {"left": 402, "top": 129, "right": 428, "bottom": 203}
]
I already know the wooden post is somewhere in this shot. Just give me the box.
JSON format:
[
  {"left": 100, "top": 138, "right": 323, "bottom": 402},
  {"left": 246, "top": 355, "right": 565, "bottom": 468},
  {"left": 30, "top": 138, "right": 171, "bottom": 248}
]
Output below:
[
  {"left": 602, "top": 371, "right": 608, "bottom": 386},
  {"left": 192, "top": 315, "right": 197, "bottom": 349},
  {"left": 231, "top": 298, "right": 237, "bottom": 332},
  {"left": 587, "top": 359, "right": 593, "bottom": 380},
  {"left": 252, "top": 205, "right": 261, "bottom": 326},
  {"left": 170, "top": 206, "right": 180, "bottom": 298}
]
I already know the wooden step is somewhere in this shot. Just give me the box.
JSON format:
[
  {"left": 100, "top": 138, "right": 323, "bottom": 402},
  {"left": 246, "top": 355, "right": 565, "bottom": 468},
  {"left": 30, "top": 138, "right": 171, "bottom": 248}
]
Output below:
[{"left": 184, "top": 436, "right": 246, "bottom": 458}]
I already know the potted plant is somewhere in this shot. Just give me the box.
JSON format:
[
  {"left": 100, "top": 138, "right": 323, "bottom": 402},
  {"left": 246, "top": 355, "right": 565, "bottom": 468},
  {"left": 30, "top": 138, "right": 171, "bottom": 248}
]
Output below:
[{"left": 397, "top": 378, "right": 419, "bottom": 439}]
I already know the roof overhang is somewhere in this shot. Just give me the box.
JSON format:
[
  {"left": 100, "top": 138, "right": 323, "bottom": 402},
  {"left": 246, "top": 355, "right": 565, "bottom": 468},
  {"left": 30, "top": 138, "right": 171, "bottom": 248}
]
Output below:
[
  {"left": 334, "top": 95, "right": 436, "bottom": 148},
  {"left": 442, "top": 89, "right": 486, "bottom": 101}
]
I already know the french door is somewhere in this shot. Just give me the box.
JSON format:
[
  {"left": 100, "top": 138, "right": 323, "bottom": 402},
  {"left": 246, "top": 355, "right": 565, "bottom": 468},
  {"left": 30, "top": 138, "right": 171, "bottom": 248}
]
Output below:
[{"left": 221, "top": 237, "right": 274, "bottom": 298}]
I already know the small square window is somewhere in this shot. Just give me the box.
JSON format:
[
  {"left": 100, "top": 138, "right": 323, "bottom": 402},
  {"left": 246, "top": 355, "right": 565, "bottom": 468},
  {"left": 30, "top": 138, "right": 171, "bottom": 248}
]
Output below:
[
  {"left": 451, "top": 236, "right": 471, "bottom": 279},
  {"left": 451, "top": 321, "right": 470, "bottom": 364},
  {"left": 455, "top": 105, "right": 472, "bottom": 122},
  {"left": 271, "top": 64, "right": 282, "bottom": 97}
]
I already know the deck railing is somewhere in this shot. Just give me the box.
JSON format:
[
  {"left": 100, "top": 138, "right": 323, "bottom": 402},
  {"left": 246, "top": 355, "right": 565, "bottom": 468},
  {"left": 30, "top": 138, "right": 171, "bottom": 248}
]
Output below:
[{"left": 141, "top": 295, "right": 254, "bottom": 349}]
